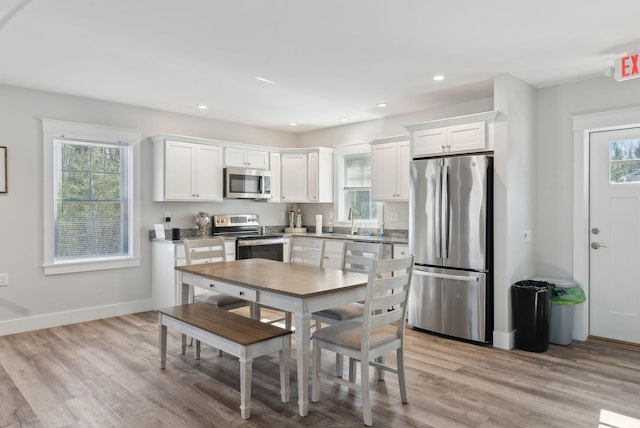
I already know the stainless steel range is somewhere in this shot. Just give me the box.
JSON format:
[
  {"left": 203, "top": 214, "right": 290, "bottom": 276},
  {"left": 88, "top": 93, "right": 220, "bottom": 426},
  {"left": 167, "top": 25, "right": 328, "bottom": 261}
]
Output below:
[{"left": 211, "top": 214, "right": 285, "bottom": 261}]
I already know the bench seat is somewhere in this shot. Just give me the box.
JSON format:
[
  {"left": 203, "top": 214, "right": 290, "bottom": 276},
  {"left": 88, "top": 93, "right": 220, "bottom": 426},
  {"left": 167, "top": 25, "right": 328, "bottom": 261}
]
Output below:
[{"left": 158, "top": 303, "right": 292, "bottom": 419}]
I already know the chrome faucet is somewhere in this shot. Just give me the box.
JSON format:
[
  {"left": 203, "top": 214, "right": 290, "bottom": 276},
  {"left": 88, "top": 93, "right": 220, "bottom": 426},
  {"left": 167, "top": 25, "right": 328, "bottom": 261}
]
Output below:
[{"left": 348, "top": 207, "right": 358, "bottom": 235}]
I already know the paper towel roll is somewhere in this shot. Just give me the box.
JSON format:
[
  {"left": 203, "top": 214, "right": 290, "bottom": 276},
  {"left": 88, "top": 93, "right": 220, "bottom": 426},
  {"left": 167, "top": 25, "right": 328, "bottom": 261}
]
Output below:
[{"left": 315, "top": 214, "right": 322, "bottom": 235}]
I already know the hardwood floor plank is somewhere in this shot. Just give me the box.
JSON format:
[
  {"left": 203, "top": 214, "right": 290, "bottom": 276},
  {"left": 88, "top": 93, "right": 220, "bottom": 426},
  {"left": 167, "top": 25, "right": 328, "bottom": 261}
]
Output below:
[{"left": 1, "top": 311, "right": 639, "bottom": 427}]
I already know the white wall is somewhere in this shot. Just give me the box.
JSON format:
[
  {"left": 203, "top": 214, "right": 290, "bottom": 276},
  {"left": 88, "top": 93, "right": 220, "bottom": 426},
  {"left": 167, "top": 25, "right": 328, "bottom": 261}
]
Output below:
[
  {"left": 0, "top": 84, "right": 295, "bottom": 335},
  {"left": 536, "top": 76, "right": 640, "bottom": 277},
  {"left": 297, "top": 97, "right": 495, "bottom": 148},
  {"left": 492, "top": 74, "right": 537, "bottom": 349}
]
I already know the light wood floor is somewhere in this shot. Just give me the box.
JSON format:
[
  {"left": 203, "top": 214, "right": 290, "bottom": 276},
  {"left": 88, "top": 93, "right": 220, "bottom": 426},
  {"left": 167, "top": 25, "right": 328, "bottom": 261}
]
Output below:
[{"left": 1, "top": 309, "right": 639, "bottom": 428}]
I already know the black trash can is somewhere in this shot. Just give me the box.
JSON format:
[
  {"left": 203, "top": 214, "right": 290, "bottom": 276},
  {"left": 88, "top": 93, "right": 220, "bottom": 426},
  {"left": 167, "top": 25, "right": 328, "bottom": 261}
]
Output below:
[{"left": 511, "top": 280, "right": 554, "bottom": 352}]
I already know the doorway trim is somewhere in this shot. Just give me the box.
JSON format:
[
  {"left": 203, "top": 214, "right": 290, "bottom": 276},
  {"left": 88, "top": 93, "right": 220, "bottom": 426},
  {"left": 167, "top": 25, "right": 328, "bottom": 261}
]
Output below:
[{"left": 572, "top": 105, "right": 640, "bottom": 341}]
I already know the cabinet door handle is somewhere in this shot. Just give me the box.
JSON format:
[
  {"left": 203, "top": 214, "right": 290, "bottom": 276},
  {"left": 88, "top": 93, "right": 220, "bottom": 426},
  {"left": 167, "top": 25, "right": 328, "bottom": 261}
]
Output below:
[
  {"left": 239, "top": 291, "right": 245, "bottom": 296},
  {"left": 209, "top": 283, "right": 215, "bottom": 288}
]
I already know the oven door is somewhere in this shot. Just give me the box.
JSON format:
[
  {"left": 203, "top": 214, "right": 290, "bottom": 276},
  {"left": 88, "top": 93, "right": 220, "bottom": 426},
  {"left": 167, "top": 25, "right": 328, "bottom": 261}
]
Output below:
[{"left": 237, "top": 238, "right": 284, "bottom": 261}]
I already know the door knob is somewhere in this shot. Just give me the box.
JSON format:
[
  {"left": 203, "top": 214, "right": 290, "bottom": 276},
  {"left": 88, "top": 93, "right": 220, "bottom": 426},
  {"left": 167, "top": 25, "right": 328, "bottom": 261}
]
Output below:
[{"left": 591, "top": 242, "right": 607, "bottom": 249}]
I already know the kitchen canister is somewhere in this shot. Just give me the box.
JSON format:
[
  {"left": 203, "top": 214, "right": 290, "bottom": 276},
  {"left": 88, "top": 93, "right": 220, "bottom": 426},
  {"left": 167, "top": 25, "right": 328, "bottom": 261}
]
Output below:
[{"left": 315, "top": 214, "right": 322, "bottom": 235}]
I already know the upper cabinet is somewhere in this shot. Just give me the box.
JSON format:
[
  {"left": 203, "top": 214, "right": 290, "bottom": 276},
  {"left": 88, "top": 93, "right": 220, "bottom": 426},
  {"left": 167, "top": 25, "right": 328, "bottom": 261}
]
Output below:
[
  {"left": 307, "top": 148, "right": 333, "bottom": 203},
  {"left": 406, "top": 111, "right": 499, "bottom": 158},
  {"left": 280, "top": 148, "right": 333, "bottom": 203},
  {"left": 224, "top": 147, "right": 269, "bottom": 169},
  {"left": 371, "top": 136, "right": 410, "bottom": 201},
  {"left": 269, "top": 152, "right": 281, "bottom": 203},
  {"left": 152, "top": 136, "right": 224, "bottom": 202},
  {"left": 281, "top": 152, "right": 308, "bottom": 202}
]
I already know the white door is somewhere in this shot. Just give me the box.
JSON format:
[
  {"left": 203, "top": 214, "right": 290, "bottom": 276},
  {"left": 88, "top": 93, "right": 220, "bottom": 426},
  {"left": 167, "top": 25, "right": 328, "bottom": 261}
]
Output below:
[{"left": 589, "top": 127, "right": 640, "bottom": 344}]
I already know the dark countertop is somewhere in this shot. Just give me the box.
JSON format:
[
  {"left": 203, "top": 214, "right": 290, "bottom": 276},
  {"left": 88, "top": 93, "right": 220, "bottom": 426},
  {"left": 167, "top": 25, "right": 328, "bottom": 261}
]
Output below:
[{"left": 285, "top": 232, "right": 407, "bottom": 245}]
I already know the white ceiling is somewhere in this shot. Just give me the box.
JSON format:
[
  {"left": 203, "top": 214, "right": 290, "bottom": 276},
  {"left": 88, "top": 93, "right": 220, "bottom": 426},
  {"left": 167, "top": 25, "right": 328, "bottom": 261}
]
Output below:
[{"left": 1, "top": 0, "right": 639, "bottom": 133}]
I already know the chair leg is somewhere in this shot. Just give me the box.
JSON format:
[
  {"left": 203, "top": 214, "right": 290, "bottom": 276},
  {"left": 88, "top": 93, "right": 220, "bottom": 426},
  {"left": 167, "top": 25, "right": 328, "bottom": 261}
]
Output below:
[
  {"left": 376, "top": 356, "right": 385, "bottom": 381},
  {"left": 335, "top": 353, "right": 343, "bottom": 377},
  {"left": 194, "top": 339, "right": 201, "bottom": 360},
  {"left": 348, "top": 357, "right": 357, "bottom": 383},
  {"left": 181, "top": 333, "right": 187, "bottom": 354},
  {"left": 285, "top": 312, "right": 292, "bottom": 330},
  {"left": 311, "top": 339, "right": 321, "bottom": 402},
  {"left": 361, "top": 357, "right": 372, "bottom": 427},
  {"left": 279, "top": 347, "right": 290, "bottom": 403},
  {"left": 159, "top": 324, "right": 167, "bottom": 369},
  {"left": 397, "top": 348, "right": 408, "bottom": 404}
]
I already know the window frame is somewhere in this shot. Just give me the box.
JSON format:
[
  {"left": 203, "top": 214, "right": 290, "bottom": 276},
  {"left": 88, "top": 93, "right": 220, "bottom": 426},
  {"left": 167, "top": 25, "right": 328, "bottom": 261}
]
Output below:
[
  {"left": 42, "top": 119, "right": 141, "bottom": 275},
  {"left": 333, "top": 143, "right": 381, "bottom": 228}
]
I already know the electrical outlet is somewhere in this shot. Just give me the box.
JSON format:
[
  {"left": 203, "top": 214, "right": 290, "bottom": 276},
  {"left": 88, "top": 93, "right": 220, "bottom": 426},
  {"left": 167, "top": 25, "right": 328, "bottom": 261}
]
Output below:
[
  {"left": 523, "top": 229, "right": 532, "bottom": 242},
  {"left": 389, "top": 212, "right": 399, "bottom": 222},
  {"left": 164, "top": 212, "right": 171, "bottom": 223},
  {"left": 280, "top": 211, "right": 285, "bottom": 219},
  {"left": 0, "top": 273, "right": 8, "bottom": 287}
]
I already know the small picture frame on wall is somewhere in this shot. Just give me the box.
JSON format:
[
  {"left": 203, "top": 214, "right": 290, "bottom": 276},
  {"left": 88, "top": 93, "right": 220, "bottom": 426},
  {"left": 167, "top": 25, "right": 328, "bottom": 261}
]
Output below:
[{"left": 0, "top": 146, "right": 6, "bottom": 193}]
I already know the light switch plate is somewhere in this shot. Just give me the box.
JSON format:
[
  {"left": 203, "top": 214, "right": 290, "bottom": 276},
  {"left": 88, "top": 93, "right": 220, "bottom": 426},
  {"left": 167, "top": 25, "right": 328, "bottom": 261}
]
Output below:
[{"left": 0, "top": 273, "right": 8, "bottom": 287}]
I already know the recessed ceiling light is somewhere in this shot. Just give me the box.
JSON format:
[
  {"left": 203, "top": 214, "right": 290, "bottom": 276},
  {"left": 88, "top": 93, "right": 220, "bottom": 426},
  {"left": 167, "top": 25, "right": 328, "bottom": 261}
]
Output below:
[
  {"left": 433, "top": 74, "right": 445, "bottom": 81},
  {"left": 256, "top": 76, "right": 277, "bottom": 85},
  {"left": 377, "top": 103, "right": 388, "bottom": 108},
  {"left": 340, "top": 118, "right": 349, "bottom": 122},
  {"left": 197, "top": 105, "right": 208, "bottom": 110},
  {"left": 289, "top": 122, "right": 297, "bottom": 126}
]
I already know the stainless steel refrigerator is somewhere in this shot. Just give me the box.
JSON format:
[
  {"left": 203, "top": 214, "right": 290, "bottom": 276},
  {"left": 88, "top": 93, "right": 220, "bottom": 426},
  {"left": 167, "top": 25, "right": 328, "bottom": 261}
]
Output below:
[{"left": 408, "top": 154, "right": 493, "bottom": 343}]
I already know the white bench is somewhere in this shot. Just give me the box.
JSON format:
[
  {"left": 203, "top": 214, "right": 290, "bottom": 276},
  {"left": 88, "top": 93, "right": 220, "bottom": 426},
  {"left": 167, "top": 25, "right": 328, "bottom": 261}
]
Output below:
[{"left": 157, "top": 303, "right": 291, "bottom": 419}]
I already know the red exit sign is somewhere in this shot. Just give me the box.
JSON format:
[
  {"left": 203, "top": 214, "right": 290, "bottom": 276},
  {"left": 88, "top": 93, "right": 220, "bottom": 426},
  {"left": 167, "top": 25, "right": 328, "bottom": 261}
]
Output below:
[{"left": 614, "top": 53, "right": 640, "bottom": 81}]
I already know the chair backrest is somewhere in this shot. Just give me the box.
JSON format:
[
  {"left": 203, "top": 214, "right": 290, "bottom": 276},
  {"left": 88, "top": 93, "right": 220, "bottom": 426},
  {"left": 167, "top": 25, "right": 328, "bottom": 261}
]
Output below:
[
  {"left": 184, "top": 237, "right": 227, "bottom": 265},
  {"left": 290, "top": 237, "right": 325, "bottom": 267},
  {"left": 342, "top": 241, "right": 383, "bottom": 273},
  {"left": 361, "top": 255, "right": 414, "bottom": 352}
]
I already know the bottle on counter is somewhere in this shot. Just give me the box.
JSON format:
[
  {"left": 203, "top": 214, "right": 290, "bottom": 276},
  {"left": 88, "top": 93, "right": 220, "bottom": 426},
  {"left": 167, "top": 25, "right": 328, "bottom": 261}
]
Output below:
[{"left": 296, "top": 208, "right": 302, "bottom": 228}]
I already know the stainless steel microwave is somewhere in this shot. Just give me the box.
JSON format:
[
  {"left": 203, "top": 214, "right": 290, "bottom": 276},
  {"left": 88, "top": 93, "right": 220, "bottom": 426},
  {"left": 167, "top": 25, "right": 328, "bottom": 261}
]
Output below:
[{"left": 224, "top": 167, "right": 271, "bottom": 199}]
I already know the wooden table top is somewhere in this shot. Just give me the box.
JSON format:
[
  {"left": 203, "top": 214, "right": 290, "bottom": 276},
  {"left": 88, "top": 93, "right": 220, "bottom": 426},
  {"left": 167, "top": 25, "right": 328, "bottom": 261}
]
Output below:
[{"left": 176, "top": 258, "right": 369, "bottom": 297}]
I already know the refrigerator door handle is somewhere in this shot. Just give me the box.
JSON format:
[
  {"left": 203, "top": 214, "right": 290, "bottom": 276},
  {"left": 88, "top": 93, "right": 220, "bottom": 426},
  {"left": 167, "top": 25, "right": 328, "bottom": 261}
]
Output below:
[
  {"left": 441, "top": 164, "right": 449, "bottom": 259},
  {"left": 413, "top": 270, "right": 479, "bottom": 282},
  {"left": 434, "top": 162, "right": 442, "bottom": 258}
]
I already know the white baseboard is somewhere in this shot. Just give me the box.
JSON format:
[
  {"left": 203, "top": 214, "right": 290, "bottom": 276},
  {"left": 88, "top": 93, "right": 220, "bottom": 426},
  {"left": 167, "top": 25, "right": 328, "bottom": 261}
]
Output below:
[
  {"left": 0, "top": 299, "right": 153, "bottom": 336},
  {"left": 493, "top": 330, "right": 515, "bottom": 350}
]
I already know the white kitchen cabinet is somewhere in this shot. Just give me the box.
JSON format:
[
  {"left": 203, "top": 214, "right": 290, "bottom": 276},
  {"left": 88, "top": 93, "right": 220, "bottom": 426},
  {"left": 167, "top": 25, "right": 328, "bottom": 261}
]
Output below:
[
  {"left": 406, "top": 111, "right": 499, "bottom": 158},
  {"left": 282, "top": 237, "right": 291, "bottom": 263},
  {"left": 281, "top": 152, "right": 308, "bottom": 202},
  {"left": 307, "top": 148, "right": 333, "bottom": 203},
  {"left": 153, "top": 137, "right": 223, "bottom": 202},
  {"left": 151, "top": 238, "right": 236, "bottom": 308},
  {"left": 412, "top": 121, "right": 485, "bottom": 156},
  {"left": 269, "top": 152, "right": 281, "bottom": 203},
  {"left": 371, "top": 137, "right": 410, "bottom": 201},
  {"left": 393, "top": 244, "right": 409, "bottom": 259},
  {"left": 224, "top": 147, "right": 269, "bottom": 169}
]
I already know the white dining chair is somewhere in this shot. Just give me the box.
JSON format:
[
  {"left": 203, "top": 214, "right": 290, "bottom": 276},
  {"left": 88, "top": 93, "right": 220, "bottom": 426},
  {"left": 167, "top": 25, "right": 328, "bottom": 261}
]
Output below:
[
  {"left": 289, "top": 237, "right": 326, "bottom": 267},
  {"left": 311, "top": 255, "right": 414, "bottom": 427},
  {"left": 312, "top": 241, "right": 383, "bottom": 377},
  {"left": 184, "top": 237, "right": 253, "bottom": 357}
]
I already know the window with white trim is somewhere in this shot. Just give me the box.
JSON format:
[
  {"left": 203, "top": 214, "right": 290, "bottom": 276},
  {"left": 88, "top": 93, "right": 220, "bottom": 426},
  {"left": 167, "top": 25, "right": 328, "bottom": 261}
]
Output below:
[
  {"left": 334, "top": 144, "right": 380, "bottom": 226},
  {"left": 42, "top": 119, "right": 141, "bottom": 275}
]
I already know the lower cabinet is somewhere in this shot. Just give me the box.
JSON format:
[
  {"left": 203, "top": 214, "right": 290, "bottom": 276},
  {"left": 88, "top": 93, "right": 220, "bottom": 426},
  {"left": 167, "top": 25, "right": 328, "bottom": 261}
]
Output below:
[{"left": 151, "top": 239, "right": 236, "bottom": 309}]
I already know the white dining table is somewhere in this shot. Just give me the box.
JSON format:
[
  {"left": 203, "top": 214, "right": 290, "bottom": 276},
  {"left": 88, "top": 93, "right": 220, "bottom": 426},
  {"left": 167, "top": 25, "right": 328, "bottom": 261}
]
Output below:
[{"left": 175, "top": 258, "right": 369, "bottom": 417}]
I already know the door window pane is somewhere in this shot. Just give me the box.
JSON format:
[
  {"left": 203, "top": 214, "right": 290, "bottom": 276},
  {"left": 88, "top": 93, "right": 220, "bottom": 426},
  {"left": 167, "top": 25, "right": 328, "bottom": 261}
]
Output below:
[{"left": 609, "top": 139, "right": 640, "bottom": 183}]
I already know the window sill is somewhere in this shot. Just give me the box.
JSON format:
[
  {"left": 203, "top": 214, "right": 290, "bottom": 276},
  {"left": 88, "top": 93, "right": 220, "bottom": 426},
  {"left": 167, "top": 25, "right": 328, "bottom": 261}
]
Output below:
[{"left": 43, "top": 257, "right": 141, "bottom": 275}]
